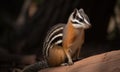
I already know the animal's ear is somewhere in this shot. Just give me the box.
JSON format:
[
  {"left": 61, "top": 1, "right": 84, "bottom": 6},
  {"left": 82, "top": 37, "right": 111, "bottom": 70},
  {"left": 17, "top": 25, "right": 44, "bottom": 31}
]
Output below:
[
  {"left": 79, "top": 8, "right": 84, "bottom": 13},
  {"left": 73, "top": 8, "right": 78, "bottom": 18}
]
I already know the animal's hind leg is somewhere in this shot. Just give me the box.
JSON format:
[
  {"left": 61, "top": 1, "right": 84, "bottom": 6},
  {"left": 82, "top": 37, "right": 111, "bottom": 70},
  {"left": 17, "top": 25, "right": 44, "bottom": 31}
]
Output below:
[{"left": 47, "top": 45, "right": 66, "bottom": 67}]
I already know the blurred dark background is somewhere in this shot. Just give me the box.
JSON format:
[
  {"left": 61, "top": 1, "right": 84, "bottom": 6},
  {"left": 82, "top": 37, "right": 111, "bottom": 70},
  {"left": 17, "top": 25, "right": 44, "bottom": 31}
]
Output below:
[{"left": 0, "top": 0, "right": 120, "bottom": 71}]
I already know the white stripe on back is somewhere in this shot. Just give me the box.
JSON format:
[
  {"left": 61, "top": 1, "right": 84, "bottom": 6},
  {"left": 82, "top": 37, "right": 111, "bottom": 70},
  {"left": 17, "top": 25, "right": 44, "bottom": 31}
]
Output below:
[
  {"left": 55, "top": 40, "right": 62, "bottom": 45},
  {"left": 45, "top": 33, "right": 63, "bottom": 56},
  {"left": 46, "top": 27, "right": 63, "bottom": 42}
]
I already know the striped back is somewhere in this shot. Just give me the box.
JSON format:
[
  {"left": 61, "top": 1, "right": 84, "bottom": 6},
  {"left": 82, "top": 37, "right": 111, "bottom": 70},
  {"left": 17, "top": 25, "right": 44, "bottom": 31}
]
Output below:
[{"left": 43, "top": 24, "right": 65, "bottom": 57}]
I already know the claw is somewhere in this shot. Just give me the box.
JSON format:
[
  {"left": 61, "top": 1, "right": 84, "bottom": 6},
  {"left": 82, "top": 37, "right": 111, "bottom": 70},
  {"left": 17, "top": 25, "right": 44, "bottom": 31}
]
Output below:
[{"left": 68, "top": 60, "right": 74, "bottom": 65}]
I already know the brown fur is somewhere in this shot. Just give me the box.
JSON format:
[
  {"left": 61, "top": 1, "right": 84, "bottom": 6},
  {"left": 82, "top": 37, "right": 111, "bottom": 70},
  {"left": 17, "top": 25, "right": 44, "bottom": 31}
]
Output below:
[
  {"left": 47, "top": 45, "right": 66, "bottom": 67},
  {"left": 62, "top": 21, "right": 85, "bottom": 64},
  {"left": 63, "top": 22, "right": 77, "bottom": 48},
  {"left": 47, "top": 21, "right": 85, "bottom": 66}
]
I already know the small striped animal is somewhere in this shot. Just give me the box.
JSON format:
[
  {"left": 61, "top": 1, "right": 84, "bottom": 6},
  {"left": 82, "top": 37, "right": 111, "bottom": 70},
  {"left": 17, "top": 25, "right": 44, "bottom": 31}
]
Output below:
[{"left": 22, "top": 8, "right": 91, "bottom": 72}]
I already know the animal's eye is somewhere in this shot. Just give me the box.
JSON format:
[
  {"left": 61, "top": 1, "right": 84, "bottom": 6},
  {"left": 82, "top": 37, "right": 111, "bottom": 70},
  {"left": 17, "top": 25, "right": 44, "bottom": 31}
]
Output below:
[
  {"left": 79, "top": 18, "right": 83, "bottom": 22},
  {"left": 76, "top": 16, "right": 84, "bottom": 22},
  {"left": 76, "top": 16, "right": 79, "bottom": 20}
]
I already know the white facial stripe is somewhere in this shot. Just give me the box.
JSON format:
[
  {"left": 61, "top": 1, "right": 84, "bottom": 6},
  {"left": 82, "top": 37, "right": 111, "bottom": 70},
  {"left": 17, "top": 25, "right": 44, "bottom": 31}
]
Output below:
[
  {"left": 72, "top": 23, "right": 85, "bottom": 28},
  {"left": 71, "top": 13, "right": 90, "bottom": 29},
  {"left": 46, "top": 27, "right": 63, "bottom": 42},
  {"left": 55, "top": 40, "right": 62, "bottom": 45},
  {"left": 72, "top": 19, "right": 80, "bottom": 24},
  {"left": 77, "top": 12, "right": 83, "bottom": 19},
  {"left": 84, "top": 19, "right": 89, "bottom": 24}
]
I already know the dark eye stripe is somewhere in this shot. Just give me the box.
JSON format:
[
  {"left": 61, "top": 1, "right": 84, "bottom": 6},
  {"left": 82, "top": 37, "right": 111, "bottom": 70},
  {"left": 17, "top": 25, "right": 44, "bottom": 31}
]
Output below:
[
  {"left": 79, "top": 18, "right": 84, "bottom": 22},
  {"left": 76, "top": 16, "right": 84, "bottom": 22},
  {"left": 76, "top": 16, "right": 80, "bottom": 20}
]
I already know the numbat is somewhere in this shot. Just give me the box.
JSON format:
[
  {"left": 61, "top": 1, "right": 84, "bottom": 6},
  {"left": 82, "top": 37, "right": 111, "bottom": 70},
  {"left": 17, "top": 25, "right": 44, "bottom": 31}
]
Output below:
[{"left": 22, "top": 8, "right": 91, "bottom": 72}]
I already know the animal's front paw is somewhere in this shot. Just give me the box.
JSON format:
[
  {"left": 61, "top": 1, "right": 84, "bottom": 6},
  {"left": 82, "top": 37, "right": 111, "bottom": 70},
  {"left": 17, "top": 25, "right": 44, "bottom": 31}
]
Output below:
[
  {"left": 61, "top": 62, "right": 73, "bottom": 66},
  {"left": 68, "top": 60, "right": 74, "bottom": 65},
  {"left": 61, "top": 63, "right": 68, "bottom": 66},
  {"left": 61, "top": 60, "right": 73, "bottom": 66}
]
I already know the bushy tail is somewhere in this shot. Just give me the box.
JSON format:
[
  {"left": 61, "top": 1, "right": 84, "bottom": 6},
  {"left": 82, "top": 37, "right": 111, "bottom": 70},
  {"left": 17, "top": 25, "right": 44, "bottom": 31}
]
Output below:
[{"left": 22, "top": 59, "right": 48, "bottom": 72}]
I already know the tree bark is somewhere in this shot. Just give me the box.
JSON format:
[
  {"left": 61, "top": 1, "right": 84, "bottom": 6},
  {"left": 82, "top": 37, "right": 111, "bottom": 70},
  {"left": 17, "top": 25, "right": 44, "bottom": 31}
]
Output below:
[{"left": 39, "top": 50, "right": 120, "bottom": 72}]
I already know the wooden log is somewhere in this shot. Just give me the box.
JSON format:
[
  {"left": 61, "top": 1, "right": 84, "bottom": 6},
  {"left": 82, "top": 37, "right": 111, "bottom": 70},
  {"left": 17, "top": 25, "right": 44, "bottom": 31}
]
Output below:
[{"left": 39, "top": 50, "right": 120, "bottom": 72}]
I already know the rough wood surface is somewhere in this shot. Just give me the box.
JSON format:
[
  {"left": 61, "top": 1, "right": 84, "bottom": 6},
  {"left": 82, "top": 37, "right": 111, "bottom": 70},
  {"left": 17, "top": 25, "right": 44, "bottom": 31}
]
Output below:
[{"left": 39, "top": 50, "right": 120, "bottom": 72}]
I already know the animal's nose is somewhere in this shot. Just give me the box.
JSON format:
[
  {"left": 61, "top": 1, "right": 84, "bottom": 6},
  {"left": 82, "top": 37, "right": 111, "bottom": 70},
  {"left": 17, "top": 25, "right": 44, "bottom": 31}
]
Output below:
[
  {"left": 88, "top": 23, "right": 92, "bottom": 28},
  {"left": 85, "top": 23, "right": 91, "bottom": 29}
]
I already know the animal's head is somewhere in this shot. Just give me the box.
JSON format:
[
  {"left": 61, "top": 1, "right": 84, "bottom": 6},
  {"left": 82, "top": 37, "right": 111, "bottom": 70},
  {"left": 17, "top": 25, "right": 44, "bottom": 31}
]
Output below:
[{"left": 69, "top": 8, "right": 91, "bottom": 29}]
